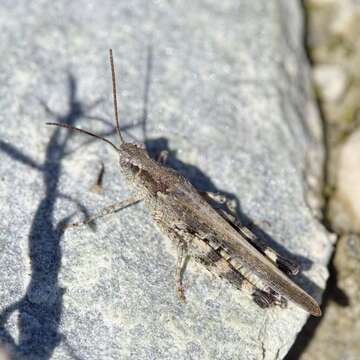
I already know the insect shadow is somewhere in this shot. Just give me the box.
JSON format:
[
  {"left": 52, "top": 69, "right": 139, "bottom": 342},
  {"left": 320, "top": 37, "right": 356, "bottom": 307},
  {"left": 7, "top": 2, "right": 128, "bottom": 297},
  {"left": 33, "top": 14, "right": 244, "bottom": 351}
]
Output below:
[
  {"left": 0, "top": 72, "right": 137, "bottom": 360},
  {"left": 145, "top": 137, "right": 322, "bottom": 301},
  {"left": 139, "top": 43, "right": 322, "bottom": 304}
]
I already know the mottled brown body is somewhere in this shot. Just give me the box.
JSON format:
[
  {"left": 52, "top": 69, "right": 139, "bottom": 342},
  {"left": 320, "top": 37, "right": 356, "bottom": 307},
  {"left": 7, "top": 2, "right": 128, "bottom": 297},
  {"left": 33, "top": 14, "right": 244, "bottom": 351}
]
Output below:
[{"left": 119, "top": 143, "right": 321, "bottom": 316}]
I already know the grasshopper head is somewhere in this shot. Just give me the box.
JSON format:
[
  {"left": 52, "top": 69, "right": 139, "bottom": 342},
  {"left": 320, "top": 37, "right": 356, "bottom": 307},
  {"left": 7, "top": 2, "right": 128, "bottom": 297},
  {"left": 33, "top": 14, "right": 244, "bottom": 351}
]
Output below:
[
  {"left": 118, "top": 143, "right": 160, "bottom": 189},
  {"left": 118, "top": 142, "right": 179, "bottom": 195},
  {"left": 119, "top": 143, "right": 148, "bottom": 169}
]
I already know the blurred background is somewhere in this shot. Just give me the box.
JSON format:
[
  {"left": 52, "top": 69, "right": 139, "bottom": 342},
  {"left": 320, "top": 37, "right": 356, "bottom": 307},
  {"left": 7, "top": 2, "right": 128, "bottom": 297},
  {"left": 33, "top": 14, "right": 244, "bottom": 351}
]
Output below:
[{"left": 287, "top": 1, "right": 360, "bottom": 359}]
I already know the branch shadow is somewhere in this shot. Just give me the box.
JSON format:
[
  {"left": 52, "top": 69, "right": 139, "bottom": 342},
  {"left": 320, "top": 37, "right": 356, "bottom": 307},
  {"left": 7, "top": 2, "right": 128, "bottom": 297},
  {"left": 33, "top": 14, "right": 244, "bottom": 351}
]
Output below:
[{"left": 0, "top": 72, "right": 136, "bottom": 360}]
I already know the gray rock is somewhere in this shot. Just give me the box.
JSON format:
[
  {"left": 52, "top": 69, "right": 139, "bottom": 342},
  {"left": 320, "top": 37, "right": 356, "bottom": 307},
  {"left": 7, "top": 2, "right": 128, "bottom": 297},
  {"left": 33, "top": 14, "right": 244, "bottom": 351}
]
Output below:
[{"left": 0, "top": 1, "right": 332, "bottom": 359}]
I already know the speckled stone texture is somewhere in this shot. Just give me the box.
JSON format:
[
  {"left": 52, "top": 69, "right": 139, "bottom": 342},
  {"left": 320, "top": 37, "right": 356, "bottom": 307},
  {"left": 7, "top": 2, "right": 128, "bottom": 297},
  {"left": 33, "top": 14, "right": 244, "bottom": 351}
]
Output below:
[{"left": 0, "top": 1, "right": 332, "bottom": 359}]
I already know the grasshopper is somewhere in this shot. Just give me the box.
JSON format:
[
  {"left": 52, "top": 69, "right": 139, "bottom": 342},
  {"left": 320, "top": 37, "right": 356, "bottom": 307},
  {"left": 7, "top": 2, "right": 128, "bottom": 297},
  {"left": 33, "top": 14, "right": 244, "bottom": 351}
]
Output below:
[{"left": 47, "top": 49, "right": 321, "bottom": 317}]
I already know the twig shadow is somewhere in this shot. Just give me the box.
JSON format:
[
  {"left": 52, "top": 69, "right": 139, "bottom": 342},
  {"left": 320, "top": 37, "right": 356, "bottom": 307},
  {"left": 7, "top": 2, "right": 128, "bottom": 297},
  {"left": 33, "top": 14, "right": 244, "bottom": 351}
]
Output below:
[{"left": 0, "top": 72, "right": 136, "bottom": 360}]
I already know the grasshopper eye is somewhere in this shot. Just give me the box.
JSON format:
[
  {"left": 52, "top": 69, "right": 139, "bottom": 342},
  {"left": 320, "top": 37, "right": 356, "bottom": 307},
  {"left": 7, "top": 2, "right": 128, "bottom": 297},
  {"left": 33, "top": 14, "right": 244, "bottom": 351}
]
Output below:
[{"left": 136, "top": 143, "right": 146, "bottom": 149}]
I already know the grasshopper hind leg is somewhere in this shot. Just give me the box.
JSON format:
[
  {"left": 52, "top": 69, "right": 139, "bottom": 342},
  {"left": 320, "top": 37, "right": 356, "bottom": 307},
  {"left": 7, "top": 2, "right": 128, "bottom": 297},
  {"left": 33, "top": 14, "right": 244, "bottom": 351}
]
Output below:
[
  {"left": 188, "top": 235, "right": 284, "bottom": 310},
  {"left": 156, "top": 219, "right": 285, "bottom": 310},
  {"left": 253, "top": 289, "right": 287, "bottom": 309},
  {"left": 252, "top": 289, "right": 277, "bottom": 308},
  {"left": 202, "top": 191, "right": 300, "bottom": 276}
]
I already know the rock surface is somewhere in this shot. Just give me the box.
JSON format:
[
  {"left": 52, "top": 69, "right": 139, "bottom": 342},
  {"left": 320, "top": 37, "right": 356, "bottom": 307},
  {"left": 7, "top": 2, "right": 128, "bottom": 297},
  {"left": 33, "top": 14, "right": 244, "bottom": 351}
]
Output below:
[{"left": 0, "top": 1, "right": 331, "bottom": 359}]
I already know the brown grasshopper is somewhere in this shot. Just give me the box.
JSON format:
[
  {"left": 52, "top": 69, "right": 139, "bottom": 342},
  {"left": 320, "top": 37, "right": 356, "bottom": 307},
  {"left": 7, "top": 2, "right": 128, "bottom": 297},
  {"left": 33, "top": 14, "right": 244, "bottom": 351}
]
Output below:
[{"left": 47, "top": 49, "right": 321, "bottom": 317}]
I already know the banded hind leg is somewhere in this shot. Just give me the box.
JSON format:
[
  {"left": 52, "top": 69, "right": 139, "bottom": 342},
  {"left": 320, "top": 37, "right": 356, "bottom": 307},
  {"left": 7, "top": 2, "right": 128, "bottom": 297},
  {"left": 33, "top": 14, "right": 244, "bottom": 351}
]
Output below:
[
  {"left": 155, "top": 220, "right": 278, "bottom": 307},
  {"left": 188, "top": 233, "right": 285, "bottom": 309},
  {"left": 201, "top": 191, "right": 299, "bottom": 275}
]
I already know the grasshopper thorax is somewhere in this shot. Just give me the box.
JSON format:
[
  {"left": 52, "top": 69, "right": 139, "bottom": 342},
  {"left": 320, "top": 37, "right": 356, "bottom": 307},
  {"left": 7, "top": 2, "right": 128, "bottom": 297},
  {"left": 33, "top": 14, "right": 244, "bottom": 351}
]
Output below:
[{"left": 119, "top": 142, "right": 182, "bottom": 196}]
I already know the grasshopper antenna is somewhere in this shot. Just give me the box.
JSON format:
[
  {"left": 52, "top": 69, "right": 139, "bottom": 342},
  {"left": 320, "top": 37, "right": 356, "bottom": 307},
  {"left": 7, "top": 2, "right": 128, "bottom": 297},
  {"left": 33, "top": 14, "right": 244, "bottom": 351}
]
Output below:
[
  {"left": 109, "top": 49, "right": 124, "bottom": 145},
  {"left": 46, "top": 122, "right": 120, "bottom": 152},
  {"left": 45, "top": 50, "right": 127, "bottom": 152}
]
